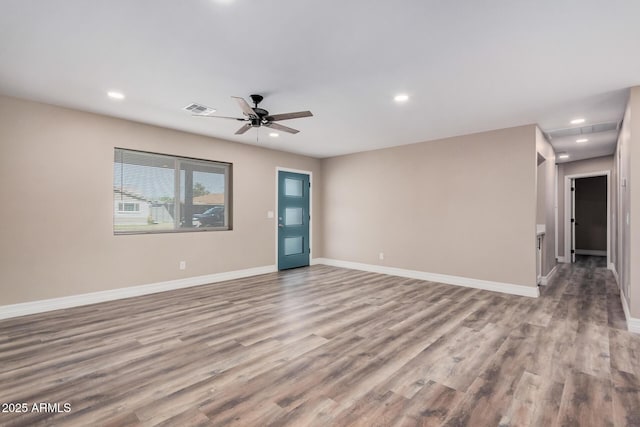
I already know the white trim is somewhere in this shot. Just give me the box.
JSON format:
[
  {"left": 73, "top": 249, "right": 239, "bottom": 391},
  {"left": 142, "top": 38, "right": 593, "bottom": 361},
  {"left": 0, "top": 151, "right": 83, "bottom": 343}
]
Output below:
[
  {"left": 536, "top": 234, "right": 543, "bottom": 285},
  {"left": 313, "top": 258, "right": 539, "bottom": 298},
  {"left": 564, "top": 171, "right": 611, "bottom": 266},
  {"left": 558, "top": 256, "right": 566, "bottom": 263},
  {"left": 555, "top": 164, "right": 559, "bottom": 259},
  {"left": 0, "top": 265, "right": 277, "bottom": 320},
  {"left": 621, "top": 292, "right": 631, "bottom": 325},
  {"left": 575, "top": 249, "right": 607, "bottom": 256},
  {"left": 628, "top": 319, "right": 640, "bottom": 334},
  {"left": 540, "top": 264, "right": 559, "bottom": 286},
  {"left": 609, "top": 262, "right": 617, "bottom": 274},
  {"left": 619, "top": 293, "right": 640, "bottom": 334},
  {"left": 610, "top": 264, "right": 640, "bottom": 334},
  {"left": 275, "top": 167, "right": 313, "bottom": 270}
]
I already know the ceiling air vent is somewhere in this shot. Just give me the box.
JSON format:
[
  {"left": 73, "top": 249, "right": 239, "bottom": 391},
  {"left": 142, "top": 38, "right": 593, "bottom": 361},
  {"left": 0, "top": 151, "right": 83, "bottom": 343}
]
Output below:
[
  {"left": 544, "top": 121, "right": 621, "bottom": 140},
  {"left": 183, "top": 103, "right": 216, "bottom": 116}
]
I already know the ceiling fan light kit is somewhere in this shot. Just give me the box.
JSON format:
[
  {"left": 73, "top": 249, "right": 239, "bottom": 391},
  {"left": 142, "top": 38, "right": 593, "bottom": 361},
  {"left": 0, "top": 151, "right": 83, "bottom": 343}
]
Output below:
[{"left": 194, "top": 94, "right": 313, "bottom": 136}]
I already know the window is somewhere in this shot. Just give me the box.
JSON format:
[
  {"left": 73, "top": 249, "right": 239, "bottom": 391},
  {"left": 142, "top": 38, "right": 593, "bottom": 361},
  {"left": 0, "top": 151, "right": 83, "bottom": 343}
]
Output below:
[
  {"left": 118, "top": 202, "right": 140, "bottom": 213},
  {"left": 113, "top": 148, "right": 231, "bottom": 234}
]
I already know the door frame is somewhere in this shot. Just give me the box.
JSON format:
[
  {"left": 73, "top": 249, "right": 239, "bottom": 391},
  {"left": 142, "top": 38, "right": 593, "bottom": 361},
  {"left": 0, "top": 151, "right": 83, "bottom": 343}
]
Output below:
[
  {"left": 563, "top": 170, "right": 610, "bottom": 265},
  {"left": 275, "top": 167, "right": 313, "bottom": 268}
]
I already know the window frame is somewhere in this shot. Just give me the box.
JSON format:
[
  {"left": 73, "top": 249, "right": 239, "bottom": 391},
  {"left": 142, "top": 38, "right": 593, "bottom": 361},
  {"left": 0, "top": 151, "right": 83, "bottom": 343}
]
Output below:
[
  {"left": 114, "top": 148, "right": 232, "bottom": 235},
  {"left": 117, "top": 202, "right": 141, "bottom": 213}
]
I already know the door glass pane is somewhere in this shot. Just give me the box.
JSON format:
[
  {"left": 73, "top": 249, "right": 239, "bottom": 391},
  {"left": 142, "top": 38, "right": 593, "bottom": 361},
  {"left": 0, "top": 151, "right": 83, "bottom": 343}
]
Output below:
[
  {"left": 284, "top": 236, "right": 303, "bottom": 255},
  {"left": 284, "top": 178, "right": 303, "bottom": 197},
  {"left": 285, "top": 207, "right": 303, "bottom": 225}
]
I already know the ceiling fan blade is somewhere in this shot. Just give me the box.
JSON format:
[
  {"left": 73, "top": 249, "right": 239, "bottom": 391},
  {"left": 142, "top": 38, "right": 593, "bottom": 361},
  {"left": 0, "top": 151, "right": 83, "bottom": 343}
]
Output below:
[
  {"left": 192, "top": 114, "right": 245, "bottom": 121},
  {"left": 235, "top": 123, "right": 252, "bottom": 135},
  {"left": 232, "top": 96, "right": 258, "bottom": 118},
  {"left": 266, "top": 111, "right": 313, "bottom": 121},
  {"left": 265, "top": 122, "right": 300, "bottom": 134}
]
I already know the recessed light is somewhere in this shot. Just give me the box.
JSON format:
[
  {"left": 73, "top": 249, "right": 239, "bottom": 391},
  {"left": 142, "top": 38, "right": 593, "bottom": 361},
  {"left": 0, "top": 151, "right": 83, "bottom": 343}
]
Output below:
[
  {"left": 269, "top": 132, "right": 279, "bottom": 138},
  {"left": 576, "top": 138, "right": 588, "bottom": 143},
  {"left": 558, "top": 153, "right": 570, "bottom": 159},
  {"left": 107, "top": 91, "right": 125, "bottom": 100},
  {"left": 570, "top": 118, "right": 585, "bottom": 125},
  {"left": 394, "top": 94, "right": 409, "bottom": 103}
]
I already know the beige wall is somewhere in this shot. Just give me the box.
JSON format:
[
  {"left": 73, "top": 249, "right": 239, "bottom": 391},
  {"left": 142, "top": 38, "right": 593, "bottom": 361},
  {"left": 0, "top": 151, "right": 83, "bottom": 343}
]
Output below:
[
  {"left": 4, "top": 93, "right": 609, "bottom": 306},
  {"left": 615, "top": 96, "right": 630, "bottom": 308},
  {"left": 557, "top": 155, "right": 614, "bottom": 258},
  {"left": 631, "top": 87, "right": 640, "bottom": 318},
  {"left": 616, "top": 86, "right": 640, "bottom": 318},
  {"left": 321, "top": 125, "right": 538, "bottom": 288},
  {"left": 536, "top": 128, "right": 557, "bottom": 276},
  {"left": 0, "top": 95, "right": 322, "bottom": 305}
]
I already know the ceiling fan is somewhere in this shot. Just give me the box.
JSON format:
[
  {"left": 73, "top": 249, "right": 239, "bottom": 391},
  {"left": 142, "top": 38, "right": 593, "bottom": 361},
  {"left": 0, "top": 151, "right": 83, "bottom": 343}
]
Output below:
[{"left": 194, "top": 94, "right": 313, "bottom": 135}]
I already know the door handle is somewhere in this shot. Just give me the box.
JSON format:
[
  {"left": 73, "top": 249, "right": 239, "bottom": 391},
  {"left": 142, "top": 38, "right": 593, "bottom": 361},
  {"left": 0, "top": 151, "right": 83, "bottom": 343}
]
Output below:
[{"left": 278, "top": 224, "right": 284, "bottom": 228}]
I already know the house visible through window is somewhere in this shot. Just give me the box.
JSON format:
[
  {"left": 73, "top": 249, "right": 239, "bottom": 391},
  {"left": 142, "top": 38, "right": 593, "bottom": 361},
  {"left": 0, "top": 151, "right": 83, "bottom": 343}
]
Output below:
[
  {"left": 118, "top": 202, "right": 140, "bottom": 212},
  {"left": 113, "top": 148, "right": 231, "bottom": 234}
]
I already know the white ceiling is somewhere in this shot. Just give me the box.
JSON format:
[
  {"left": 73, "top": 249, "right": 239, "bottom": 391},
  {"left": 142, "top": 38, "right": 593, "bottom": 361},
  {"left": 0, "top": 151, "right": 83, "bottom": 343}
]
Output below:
[{"left": 1, "top": 0, "right": 639, "bottom": 159}]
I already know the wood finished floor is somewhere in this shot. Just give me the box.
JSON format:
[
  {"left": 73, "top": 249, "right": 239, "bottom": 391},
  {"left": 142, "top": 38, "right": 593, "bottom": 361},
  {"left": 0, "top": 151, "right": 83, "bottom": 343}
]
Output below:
[{"left": 1, "top": 256, "right": 639, "bottom": 426}]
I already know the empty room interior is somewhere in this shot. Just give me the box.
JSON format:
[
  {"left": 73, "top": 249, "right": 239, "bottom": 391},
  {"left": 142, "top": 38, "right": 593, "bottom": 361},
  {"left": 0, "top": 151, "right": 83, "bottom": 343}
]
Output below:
[{"left": 2, "top": 1, "right": 640, "bottom": 426}]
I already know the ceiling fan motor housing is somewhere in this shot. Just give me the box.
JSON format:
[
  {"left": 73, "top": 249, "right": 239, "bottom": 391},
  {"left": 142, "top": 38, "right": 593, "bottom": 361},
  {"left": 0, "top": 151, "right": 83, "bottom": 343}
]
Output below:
[{"left": 253, "top": 107, "right": 269, "bottom": 118}]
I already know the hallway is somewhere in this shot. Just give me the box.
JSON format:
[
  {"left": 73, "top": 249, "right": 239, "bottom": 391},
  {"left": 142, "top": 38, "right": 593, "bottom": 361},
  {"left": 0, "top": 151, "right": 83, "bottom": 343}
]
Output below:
[{"left": 535, "top": 255, "right": 639, "bottom": 426}]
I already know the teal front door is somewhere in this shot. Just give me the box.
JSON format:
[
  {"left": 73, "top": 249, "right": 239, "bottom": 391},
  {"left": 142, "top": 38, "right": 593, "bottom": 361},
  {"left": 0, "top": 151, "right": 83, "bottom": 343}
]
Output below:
[{"left": 278, "top": 171, "right": 310, "bottom": 270}]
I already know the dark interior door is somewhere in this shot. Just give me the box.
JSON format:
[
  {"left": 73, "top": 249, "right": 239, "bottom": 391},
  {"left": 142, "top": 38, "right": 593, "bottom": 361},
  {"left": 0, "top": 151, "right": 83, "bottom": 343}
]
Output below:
[{"left": 575, "top": 176, "right": 607, "bottom": 255}]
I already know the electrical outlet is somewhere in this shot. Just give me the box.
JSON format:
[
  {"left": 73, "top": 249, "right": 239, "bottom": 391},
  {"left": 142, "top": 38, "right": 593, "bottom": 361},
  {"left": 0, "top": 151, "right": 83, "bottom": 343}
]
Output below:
[
  {"left": 379, "top": 252, "right": 384, "bottom": 261},
  {"left": 179, "top": 261, "right": 186, "bottom": 270}
]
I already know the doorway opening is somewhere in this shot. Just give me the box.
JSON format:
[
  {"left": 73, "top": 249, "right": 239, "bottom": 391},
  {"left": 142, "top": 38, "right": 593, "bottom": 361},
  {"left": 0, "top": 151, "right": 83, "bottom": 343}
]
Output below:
[{"left": 564, "top": 171, "right": 610, "bottom": 265}]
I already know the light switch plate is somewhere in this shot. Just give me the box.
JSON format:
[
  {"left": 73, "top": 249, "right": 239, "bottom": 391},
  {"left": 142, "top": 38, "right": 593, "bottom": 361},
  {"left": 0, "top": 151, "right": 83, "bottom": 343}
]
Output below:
[{"left": 267, "top": 210, "right": 274, "bottom": 219}]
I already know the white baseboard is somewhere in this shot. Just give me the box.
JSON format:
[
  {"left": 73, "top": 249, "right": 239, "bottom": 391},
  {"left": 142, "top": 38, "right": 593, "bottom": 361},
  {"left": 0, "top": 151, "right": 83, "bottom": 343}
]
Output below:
[
  {"left": 313, "top": 258, "right": 539, "bottom": 298},
  {"left": 621, "top": 293, "right": 630, "bottom": 321},
  {"left": 628, "top": 318, "right": 640, "bottom": 334},
  {"left": 575, "top": 249, "right": 607, "bottom": 256},
  {"left": 540, "top": 264, "right": 559, "bottom": 286},
  {"left": 557, "top": 256, "right": 566, "bottom": 263},
  {"left": 0, "top": 265, "right": 277, "bottom": 320},
  {"left": 609, "top": 263, "right": 618, "bottom": 277},
  {"left": 610, "top": 264, "right": 640, "bottom": 334},
  {"left": 619, "top": 293, "right": 640, "bottom": 333}
]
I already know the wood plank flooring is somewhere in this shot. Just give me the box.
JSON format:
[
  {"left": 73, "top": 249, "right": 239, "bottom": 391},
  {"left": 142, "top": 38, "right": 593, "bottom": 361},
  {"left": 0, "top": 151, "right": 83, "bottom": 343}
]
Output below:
[{"left": 1, "top": 256, "right": 639, "bottom": 426}]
